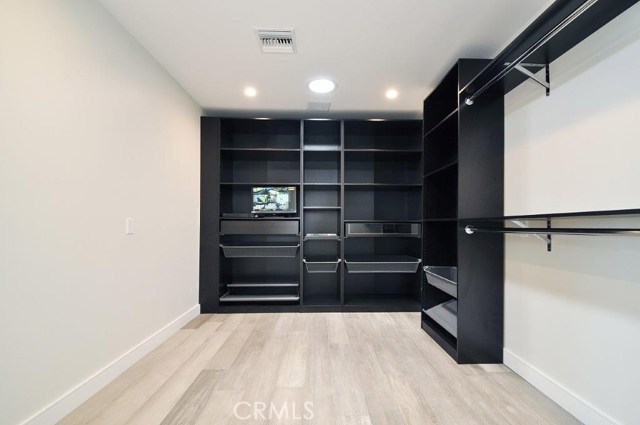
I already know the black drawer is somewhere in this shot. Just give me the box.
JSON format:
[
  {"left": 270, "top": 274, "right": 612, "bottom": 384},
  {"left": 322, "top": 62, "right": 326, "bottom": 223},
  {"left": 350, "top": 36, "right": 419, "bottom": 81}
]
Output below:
[{"left": 220, "top": 220, "right": 299, "bottom": 235}]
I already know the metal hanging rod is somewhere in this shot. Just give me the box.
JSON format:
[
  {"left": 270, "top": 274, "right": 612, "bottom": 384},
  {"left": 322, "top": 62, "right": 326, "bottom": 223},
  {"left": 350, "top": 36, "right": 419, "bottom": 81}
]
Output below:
[
  {"left": 465, "top": 226, "right": 640, "bottom": 237},
  {"left": 464, "top": 0, "right": 599, "bottom": 106}
]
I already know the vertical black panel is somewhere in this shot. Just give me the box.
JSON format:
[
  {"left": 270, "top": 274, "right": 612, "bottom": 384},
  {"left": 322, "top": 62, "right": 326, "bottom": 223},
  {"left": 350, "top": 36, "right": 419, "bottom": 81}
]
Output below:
[
  {"left": 458, "top": 90, "right": 504, "bottom": 220},
  {"left": 200, "top": 117, "right": 220, "bottom": 313},
  {"left": 457, "top": 221, "right": 504, "bottom": 364}
]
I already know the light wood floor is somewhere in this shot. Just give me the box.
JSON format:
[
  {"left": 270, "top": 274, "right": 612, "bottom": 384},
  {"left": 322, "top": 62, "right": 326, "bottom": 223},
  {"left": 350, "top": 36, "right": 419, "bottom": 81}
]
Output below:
[{"left": 61, "top": 313, "right": 579, "bottom": 425}]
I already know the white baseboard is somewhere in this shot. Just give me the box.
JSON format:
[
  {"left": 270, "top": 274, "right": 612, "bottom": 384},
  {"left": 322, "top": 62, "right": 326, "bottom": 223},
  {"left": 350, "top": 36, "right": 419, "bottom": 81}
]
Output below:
[
  {"left": 21, "top": 304, "right": 200, "bottom": 425},
  {"left": 503, "top": 349, "right": 621, "bottom": 425}
]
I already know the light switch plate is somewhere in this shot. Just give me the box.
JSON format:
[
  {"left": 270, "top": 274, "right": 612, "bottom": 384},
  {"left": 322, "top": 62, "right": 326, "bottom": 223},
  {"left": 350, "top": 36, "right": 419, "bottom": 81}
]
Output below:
[{"left": 125, "top": 217, "right": 135, "bottom": 235}]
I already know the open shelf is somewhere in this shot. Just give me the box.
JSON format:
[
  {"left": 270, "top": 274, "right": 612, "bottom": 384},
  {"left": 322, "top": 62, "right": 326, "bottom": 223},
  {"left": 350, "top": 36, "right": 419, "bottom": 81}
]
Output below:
[
  {"left": 304, "top": 150, "right": 340, "bottom": 184},
  {"left": 424, "top": 165, "right": 457, "bottom": 219},
  {"left": 221, "top": 149, "right": 300, "bottom": 184},
  {"left": 345, "top": 185, "right": 421, "bottom": 222},
  {"left": 303, "top": 206, "right": 341, "bottom": 210},
  {"left": 303, "top": 120, "right": 341, "bottom": 151},
  {"left": 344, "top": 120, "right": 422, "bottom": 150},
  {"left": 424, "top": 300, "right": 457, "bottom": 338},
  {"left": 423, "top": 65, "right": 459, "bottom": 134},
  {"left": 227, "top": 282, "right": 299, "bottom": 288},
  {"left": 345, "top": 150, "right": 421, "bottom": 185},
  {"left": 220, "top": 293, "right": 300, "bottom": 303},
  {"left": 221, "top": 119, "right": 301, "bottom": 150}
]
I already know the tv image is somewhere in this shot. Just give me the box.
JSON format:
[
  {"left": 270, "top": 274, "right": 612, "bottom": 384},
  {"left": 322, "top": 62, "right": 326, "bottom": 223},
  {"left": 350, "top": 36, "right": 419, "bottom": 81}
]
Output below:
[{"left": 251, "top": 186, "right": 297, "bottom": 215}]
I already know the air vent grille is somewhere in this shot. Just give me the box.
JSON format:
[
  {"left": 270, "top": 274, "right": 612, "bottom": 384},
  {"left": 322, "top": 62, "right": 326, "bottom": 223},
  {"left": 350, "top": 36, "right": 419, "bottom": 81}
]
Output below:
[{"left": 256, "top": 28, "right": 296, "bottom": 53}]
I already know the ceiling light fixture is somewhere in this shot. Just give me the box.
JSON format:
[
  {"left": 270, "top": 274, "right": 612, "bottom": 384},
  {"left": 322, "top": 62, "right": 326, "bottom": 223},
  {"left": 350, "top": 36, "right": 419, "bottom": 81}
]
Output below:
[
  {"left": 244, "top": 87, "right": 257, "bottom": 97},
  {"left": 308, "top": 78, "right": 336, "bottom": 94},
  {"left": 386, "top": 88, "right": 398, "bottom": 99},
  {"left": 368, "top": 119, "right": 386, "bottom": 122}
]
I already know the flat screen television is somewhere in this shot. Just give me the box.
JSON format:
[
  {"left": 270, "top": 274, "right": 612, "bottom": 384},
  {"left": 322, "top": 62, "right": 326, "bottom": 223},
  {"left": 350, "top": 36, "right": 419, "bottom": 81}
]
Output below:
[{"left": 251, "top": 186, "right": 297, "bottom": 215}]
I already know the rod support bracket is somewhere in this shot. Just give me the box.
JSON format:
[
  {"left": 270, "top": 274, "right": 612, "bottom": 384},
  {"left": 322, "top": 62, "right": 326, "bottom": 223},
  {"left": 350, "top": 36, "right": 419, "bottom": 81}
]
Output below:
[
  {"left": 506, "top": 62, "right": 550, "bottom": 96},
  {"left": 510, "top": 219, "right": 552, "bottom": 251}
]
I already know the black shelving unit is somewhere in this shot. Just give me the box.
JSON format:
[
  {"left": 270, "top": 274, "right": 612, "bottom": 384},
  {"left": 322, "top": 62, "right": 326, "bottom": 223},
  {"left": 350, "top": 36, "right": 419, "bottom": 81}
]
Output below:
[
  {"left": 421, "top": 59, "right": 505, "bottom": 364},
  {"left": 200, "top": 117, "right": 423, "bottom": 312},
  {"left": 343, "top": 120, "right": 423, "bottom": 311}
]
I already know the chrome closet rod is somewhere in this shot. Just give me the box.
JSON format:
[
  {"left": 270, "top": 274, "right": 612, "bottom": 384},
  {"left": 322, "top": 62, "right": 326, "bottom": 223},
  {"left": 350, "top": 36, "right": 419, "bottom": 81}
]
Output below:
[
  {"left": 464, "top": 0, "right": 599, "bottom": 105},
  {"left": 464, "top": 226, "right": 640, "bottom": 237}
]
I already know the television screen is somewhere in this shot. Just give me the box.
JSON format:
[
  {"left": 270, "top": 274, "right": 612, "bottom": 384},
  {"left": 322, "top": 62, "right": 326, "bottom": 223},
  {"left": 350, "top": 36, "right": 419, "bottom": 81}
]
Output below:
[{"left": 251, "top": 186, "right": 297, "bottom": 214}]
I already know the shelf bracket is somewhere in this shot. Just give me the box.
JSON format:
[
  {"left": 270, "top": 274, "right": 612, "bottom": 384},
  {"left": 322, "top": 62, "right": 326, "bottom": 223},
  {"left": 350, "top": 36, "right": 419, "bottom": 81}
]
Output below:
[
  {"left": 510, "top": 219, "right": 552, "bottom": 251},
  {"left": 506, "top": 62, "right": 550, "bottom": 96}
]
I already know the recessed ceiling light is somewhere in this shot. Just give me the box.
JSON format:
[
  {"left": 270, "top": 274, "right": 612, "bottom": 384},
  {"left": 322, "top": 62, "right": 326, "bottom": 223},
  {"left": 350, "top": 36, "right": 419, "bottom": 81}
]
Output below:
[
  {"left": 244, "top": 87, "right": 257, "bottom": 97},
  {"left": 386, "top": 88, "right": 398, "bottom": 99},
  {"left": 308, "top": 118, "right": 331, "bottom": 121},
  {"left": 368, "top": 118, "right": 386, "bottom": 122},
  {"left": 308, "top": 78, "right": 336, "bottom": 94},
  {"left": 255, "top": 117, "right": 271, "bottom": 120}
]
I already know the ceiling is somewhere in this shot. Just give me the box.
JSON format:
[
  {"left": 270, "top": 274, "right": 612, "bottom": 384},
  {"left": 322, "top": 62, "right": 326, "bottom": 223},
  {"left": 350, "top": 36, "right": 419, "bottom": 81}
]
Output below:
[{"left": 98, "top": 0, "right": 551, "bottom": 118}]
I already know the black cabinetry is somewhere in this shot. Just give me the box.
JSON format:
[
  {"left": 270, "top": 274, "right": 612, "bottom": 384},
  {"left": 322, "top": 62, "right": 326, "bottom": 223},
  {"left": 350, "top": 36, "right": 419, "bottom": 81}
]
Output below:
[
  {"left": 201, "top": 117, "right": 423, "bottom": 312},
  {"left": 421, "top": 59, "right": 505, "bottom": 363}
]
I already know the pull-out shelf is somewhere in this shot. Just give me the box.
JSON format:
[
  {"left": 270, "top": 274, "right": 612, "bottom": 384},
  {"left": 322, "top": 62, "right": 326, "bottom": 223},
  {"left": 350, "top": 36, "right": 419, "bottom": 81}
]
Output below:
[
  {"left": 424, "top": 266, "right": 458, "bottom": 298},
  {"left": 226, "top": 282, "right": 299, "bottom": 288},
  {"left": 220, "top": 219, "right": 299, "bottom": 235},
  {"left": 303, "top": 258, "right": 341, "bottom": 273},
  {"left": 304, "top": 233, "right": 340, "bottom": 241},
  {"left": 344, "top": 256, "right": 421, "bottom": 273},
  {"left": 220, "top": 244, "right": 300, "bottom": 258},
  {"left": 424, "top": 300, "right": 457, "bottom": 338},
  {"left": 220, "top": 293, "right": 300, "bottom": 303}
]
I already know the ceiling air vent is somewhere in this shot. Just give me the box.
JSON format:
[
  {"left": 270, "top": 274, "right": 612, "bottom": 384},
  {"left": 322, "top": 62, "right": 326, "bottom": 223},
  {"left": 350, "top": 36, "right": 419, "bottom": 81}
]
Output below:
[{"left": 256, "top": 28, "right": 296, "bottom": 53}]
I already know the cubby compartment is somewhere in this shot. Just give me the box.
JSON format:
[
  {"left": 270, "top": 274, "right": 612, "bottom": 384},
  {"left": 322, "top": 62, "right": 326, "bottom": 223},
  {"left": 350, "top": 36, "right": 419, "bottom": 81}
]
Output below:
[
  {"left": 220, "top": 184, "right": 300, "bottom": 216},
  {"left": 424, "top": 300, "right": 458, "bottom": 338},
  {"left": 344, "top": 120, "right": 422, "bottom": 151},
  {"left": 304, "top": 209, "right": 340, "bottom": 236},
  {"left": 423, "top": 65, "right": 459, "bottom": 133},
  {"left": 344, "top": 186, "right": 421, "bottom": 221},
  {"left": 344, "top": 151, "right": 421, "bottom": 184},
  {"left": 424, "top": 165, "right": 457, "bottom": 219},
  {"left": 303, "top": 272, "right": 340, "bottom": 306},
  {"left": 221, "top": 119, "right": 300, "bottom": 150},
  {"left": 304, "top": 151, "right": 340, "bottom": 184},
  {"left": 422, "top": 221, "right": 457, "bottom": 266},
  {"left": 424, "top": 113, "right": 458, "bottom": 176},
  {"left": 303, "top": 186, "right": 340, "bottom": 208},
  {"left": 344, "top": 273, "right": 420, "bottom": 307},
  {"left": 303, "top": 120, "right": 341, "bottom": 151},
  {"left": 221, "top": 150, "right": 300, "bottom": 184}
]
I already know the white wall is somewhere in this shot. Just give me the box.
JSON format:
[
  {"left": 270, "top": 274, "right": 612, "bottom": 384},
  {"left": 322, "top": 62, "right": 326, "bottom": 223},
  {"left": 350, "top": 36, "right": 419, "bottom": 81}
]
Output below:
[
  {"left": 0, "top": 1, "right": 202, "bottom": 424},
  {"left": 504, "top": 3, "right": 640, "bottom": 425}
]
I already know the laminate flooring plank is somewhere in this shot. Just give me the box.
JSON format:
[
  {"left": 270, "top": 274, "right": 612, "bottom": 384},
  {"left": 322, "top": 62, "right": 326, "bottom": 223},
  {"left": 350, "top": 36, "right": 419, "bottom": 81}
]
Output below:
[
  {"left": 125, "top": 318, "right": 243, "bottom": 425},
  {"left": 159, "top": 369, "right": 219, "bottom": 425}
]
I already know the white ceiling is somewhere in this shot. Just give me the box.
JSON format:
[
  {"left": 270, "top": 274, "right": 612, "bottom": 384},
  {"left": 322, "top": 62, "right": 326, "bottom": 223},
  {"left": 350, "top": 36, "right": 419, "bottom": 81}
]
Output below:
[{"left": 98, "top": 0, "right": 551, "bottom": 118}]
